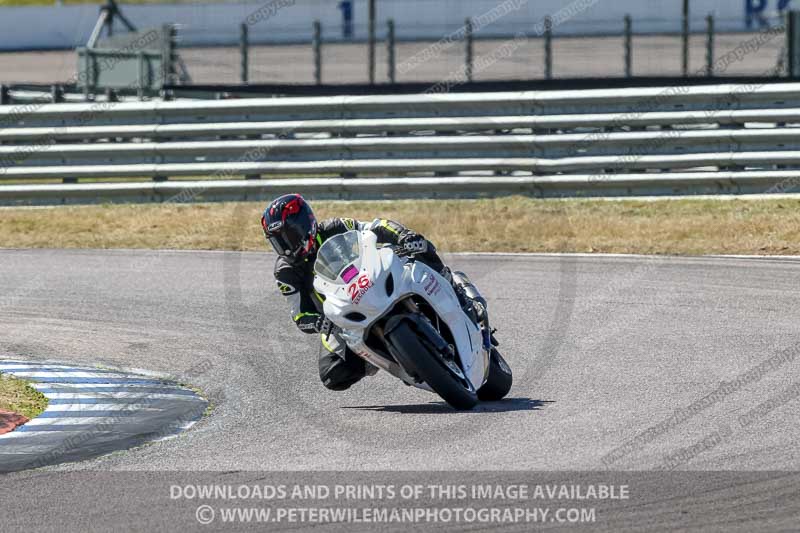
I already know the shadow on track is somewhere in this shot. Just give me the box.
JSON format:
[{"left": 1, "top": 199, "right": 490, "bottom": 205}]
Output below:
[{"left": 340, "top": 397, "right": 551, "bottom": 414}]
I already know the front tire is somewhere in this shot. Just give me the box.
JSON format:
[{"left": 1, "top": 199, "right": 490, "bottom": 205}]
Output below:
[
  {"left": 386, "top": 321, "right": 478, "bottom": 410},
  {"left": 477, "top": 348, "right": 513, "bottom": 401}
]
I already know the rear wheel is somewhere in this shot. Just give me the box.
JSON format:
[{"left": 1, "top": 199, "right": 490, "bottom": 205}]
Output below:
[
  {"left": 385, "top": 321, "right": 478, "bottom": 410},
  {"left": 477, "top": 348, "right": 513, "bottom": 401}
]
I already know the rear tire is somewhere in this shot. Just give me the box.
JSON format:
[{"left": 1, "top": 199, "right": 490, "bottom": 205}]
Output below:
[
  {"left": 386, "top": 321, "right": 478, "bottom": 410},
  {"left": 477, "top": 348, "right": 513, "bottom": 401}
]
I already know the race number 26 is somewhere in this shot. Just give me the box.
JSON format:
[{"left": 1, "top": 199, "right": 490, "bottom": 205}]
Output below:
[{"left": 348, "top": 275, "right": 370, "bottom": 300}]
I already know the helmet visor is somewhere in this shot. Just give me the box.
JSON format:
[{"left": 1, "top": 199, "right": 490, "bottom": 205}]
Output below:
[
  {"left": 268, "top": 234, "right": 295, "bottom": 256},
  {"left": 267, "top": 217, "right": 313, "bottom": 257}
]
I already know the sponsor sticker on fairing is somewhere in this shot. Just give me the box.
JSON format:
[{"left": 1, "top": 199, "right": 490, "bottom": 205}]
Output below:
[{"left": 341, "top": 265, "right": 359, "bottom": 283}]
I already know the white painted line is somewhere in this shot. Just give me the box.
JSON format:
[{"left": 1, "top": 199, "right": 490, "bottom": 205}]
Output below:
[
  {"left": 41, "top": 392, "right": 200, "bottom": 400},
  {"left": 30, "top": 383, "right": 177, "bottom": 390},
  {"left": 34, "top": 413, "right": 144, "bottom": 420},
  {"left": 449, "top": 252, "right": 800, "bottom": 260},
  {"left": 22, "top": 418, "right": 120, "bottom": 427},
  {"left": 559, "top": 193, "right": 800, "bottom": 202},
  {"left": 153, "top": 420, "right": 200, "bottom": 443},
  {"left": 0, "top": 363, "right": 83, "bottom": 370},
  {"left": 5, "top": 248, "right": 800, "bottom": 261},
  {"left": 33, "top": 383, "right": 179, "bottom": 394},
  {"left": 41, "top": 404, "right": 165, "bottom": 412},
  {"left": 9, "top": 371, "right": 143, "bottom": 379}
]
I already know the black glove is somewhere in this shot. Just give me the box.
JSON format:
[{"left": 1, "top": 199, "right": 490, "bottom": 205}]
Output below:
[{"left": 399, "top": 233, "right": 428, "bottom": 254}]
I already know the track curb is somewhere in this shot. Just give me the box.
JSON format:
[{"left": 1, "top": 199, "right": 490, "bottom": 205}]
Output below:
[{"left": 0, "top": 359, "right": 208, "bottom": 473}]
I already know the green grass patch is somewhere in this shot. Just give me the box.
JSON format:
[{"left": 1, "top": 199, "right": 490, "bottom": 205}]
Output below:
[{"left": 0, "top": 371, "right": 48, "bottom": 420}]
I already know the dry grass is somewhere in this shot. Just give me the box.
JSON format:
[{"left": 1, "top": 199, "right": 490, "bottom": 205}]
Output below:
[
  {"left": 2, "top": 197, "right": 800, "bottom": 255},
  {"left": 0, "top": 372, "right": 48, "bottom": 420}
]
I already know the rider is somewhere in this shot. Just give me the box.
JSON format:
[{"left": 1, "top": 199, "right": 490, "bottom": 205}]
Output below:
[{"left": 261, "top": 193, "right": 457, "bottom": 392}]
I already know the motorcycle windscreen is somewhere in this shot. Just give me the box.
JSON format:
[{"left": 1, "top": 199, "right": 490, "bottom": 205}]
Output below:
[{"left": 314, "top": 230, "right": 362, "bottom": 282}]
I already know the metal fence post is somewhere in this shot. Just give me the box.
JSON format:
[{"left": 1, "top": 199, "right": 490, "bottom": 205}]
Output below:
[
  {"left": 465, "top": 17, "right": 474, "bottom": 82},
  {"left": 544, "top": 16, "right": 552, "bottom": 80},
  {"left": 161, "top": 24, "right": 175, "bottom": 87},
  {"left": 368, "top": 0, "right": 375, "bottom": 84},
  {"left": 50, "top": 84, "right": 63, "bottom": 103},
  {"left": 313, "top": 20, "right": 322, "bottom": 85},
  {"left": 387, "top": 19, "right": 396, "bottom": 84},
  {"left": 681, "top": 0, "right": 689, "bottom": 77},
  {"left": 170, "top": 24, "right": 178, "bottom": 85},
  {"left": 89, "top": 50, "right": 97, "bottom": 98},
  {"left": 138, "top": 50, "right": 145, "bottom": 100},
  {"left": 788, "top": 11, "right": 800, "bottom": 78},
  {"left": 624, "top": 15, "right": 632, "bottom": 78},
  {"left": 240, "top": 23, "right": 249, "bottom": 84},
  {"left": 705, "top": 14, "right": 714, "bottom": 77},
  {"left": 83, "top": 50, "right": 92, "bottom": 99}
]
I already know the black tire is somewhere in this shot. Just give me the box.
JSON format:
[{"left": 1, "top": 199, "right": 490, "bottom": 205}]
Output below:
[
  {"left": 477, "top": 348, "right": 513, "bottom": 401},
  {"left": 385, "top": 321, "right": 478, "bottom": 410}
]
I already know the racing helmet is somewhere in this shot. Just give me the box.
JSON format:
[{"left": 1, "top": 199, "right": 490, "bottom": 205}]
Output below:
[{"left": 261, "top": 194, "right": 318, "bottom": 260}]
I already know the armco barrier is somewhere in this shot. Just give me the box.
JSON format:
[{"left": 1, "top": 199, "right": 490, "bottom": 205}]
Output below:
[
  {"left": 1, "top": 83, "right": 800, "bottom": 204},
  {"left": 1, "top": 172, "right": 797, "bottom": 206}
]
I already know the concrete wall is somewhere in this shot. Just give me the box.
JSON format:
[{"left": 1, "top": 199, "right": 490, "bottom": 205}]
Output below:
[{"left": 0, "top": 0, "right": 792, "bottom": 51}]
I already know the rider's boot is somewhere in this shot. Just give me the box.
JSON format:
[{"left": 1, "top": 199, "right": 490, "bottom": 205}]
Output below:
[
  {"left": 364, "top": 361, "right": 380, "bottom": 376},
  {"left": 454, "top": 270, "right": 487, "bottom": 321},
  {"left": 444, "top": 268, "right": 487, "bottom": 323},
  {"left": 446, "top": 268, "right": 497, "bottom": 350}
]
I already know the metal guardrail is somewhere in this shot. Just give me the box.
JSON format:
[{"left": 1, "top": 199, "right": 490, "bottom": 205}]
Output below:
[
  {"left": 6, "top": 131, "right": 800, "bottom": 167},
  {"left": 4, "top": 84, "right": 800, "bottom": 125},
  {"left": 2, "top": 109, "right": 800, "bottom": 142},
  {"left": 7, "top": 152, "right": 800, "bottom": 180},
  {"left": 2, "top": 83, "right": 800, "bottom": 204},
  {"left": 3, "top": 172, "right": 798, "bottom": 206}
]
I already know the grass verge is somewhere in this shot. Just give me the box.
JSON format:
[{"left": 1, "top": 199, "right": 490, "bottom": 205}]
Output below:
[
  {"left": 0, "top": 372, "right": 48, "bottom": 420},
  {"left": 1, "top": 196, "right": 800, "bottom": 255}
]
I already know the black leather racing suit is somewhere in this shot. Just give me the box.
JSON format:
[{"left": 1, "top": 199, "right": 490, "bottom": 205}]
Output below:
[{"left": 273, "top": 217, "right": 446, "bottom": 391}]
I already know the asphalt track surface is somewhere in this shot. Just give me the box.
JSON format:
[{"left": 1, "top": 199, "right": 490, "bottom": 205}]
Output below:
[{"left": 2, "top": 248, "right": 800, "bottom": 531}]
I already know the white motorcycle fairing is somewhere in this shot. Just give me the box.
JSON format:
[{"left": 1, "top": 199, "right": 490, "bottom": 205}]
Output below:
[{"left": 312, "top": 230, "right": 489, "bottom": 393}]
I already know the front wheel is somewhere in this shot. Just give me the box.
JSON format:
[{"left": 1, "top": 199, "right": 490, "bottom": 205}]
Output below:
[
  {"left": 385, "top": 321, "right": 478, "bottom": 410},
  {"left": 477, "top": 348, "right": 513, "bottom": 401}
]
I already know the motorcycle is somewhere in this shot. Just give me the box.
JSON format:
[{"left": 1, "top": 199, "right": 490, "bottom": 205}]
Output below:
[{"left": 313, "top": 229, "right": 512, "bottom": 410}]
